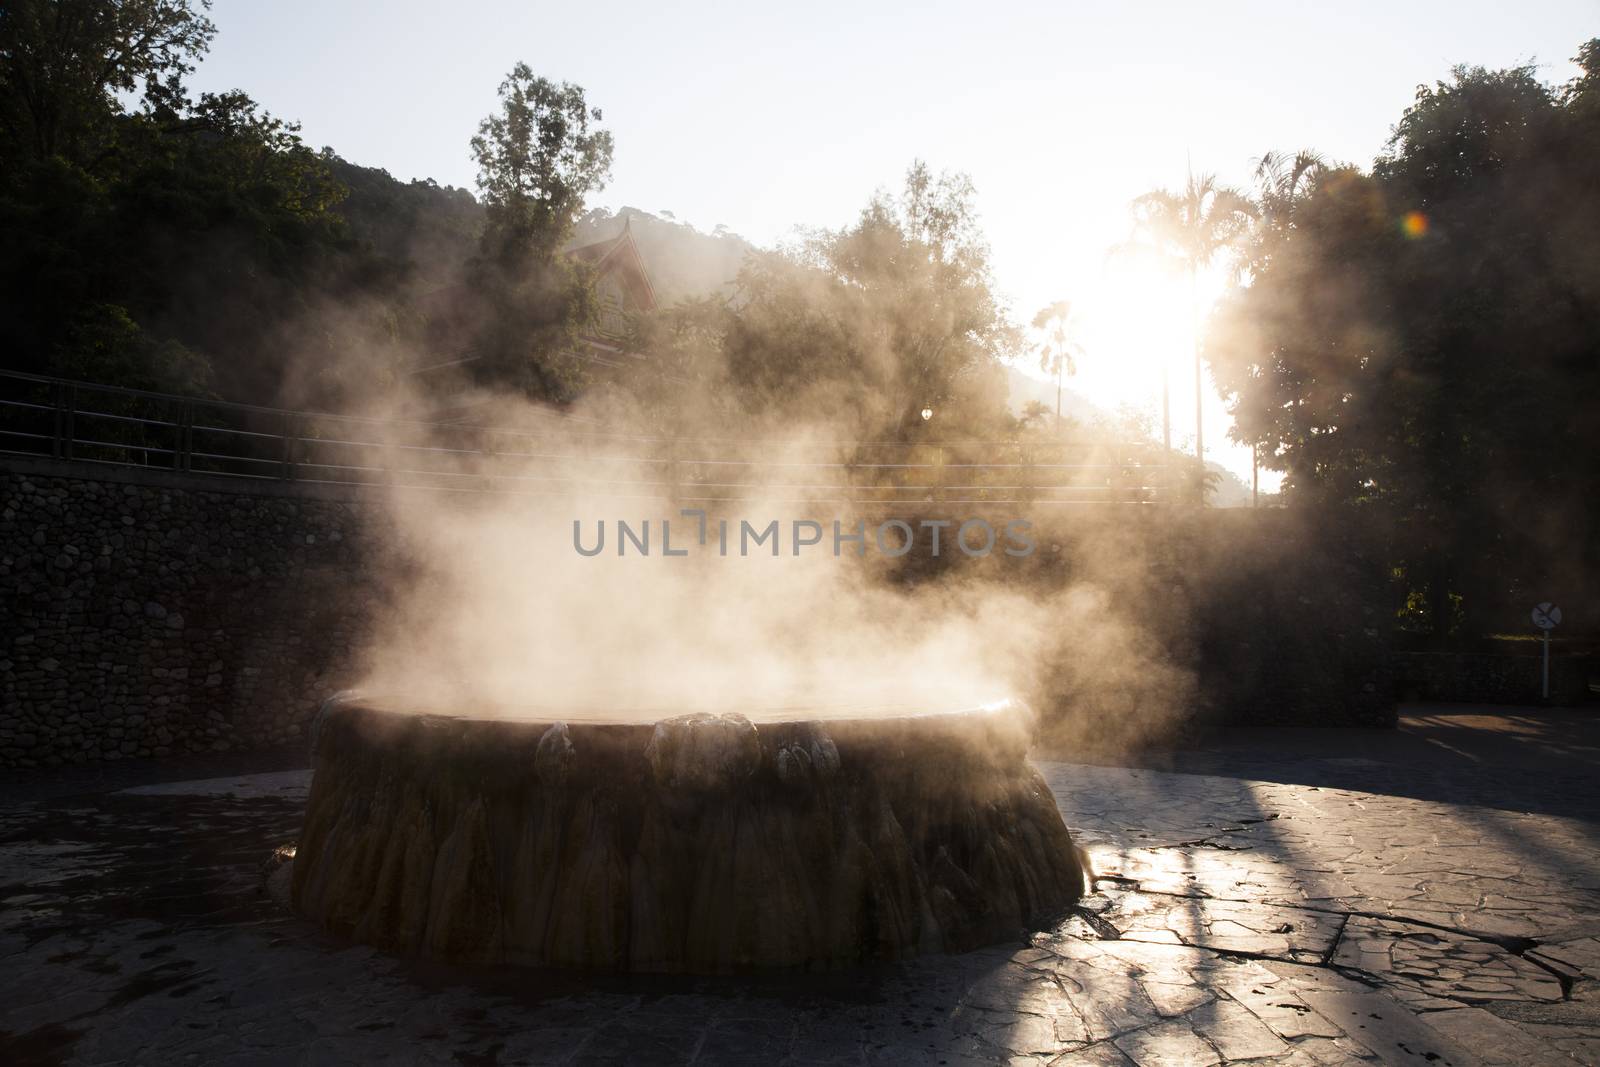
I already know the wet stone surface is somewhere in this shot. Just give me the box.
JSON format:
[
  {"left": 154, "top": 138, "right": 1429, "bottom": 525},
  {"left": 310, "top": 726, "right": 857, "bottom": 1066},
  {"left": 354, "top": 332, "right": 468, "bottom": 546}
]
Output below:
[{"left": 2, "top": 711, "right": 1599, "bottom": 1065}]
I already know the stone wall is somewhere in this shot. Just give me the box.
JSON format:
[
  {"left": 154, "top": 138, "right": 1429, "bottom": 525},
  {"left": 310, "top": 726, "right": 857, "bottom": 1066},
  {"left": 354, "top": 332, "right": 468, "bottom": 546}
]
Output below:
[{"left": 1, "top": 461, "right": 384, "bottom": 768}]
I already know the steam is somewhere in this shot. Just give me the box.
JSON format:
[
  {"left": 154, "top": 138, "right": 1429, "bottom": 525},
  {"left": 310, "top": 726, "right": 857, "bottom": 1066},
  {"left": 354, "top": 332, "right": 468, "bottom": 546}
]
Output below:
[
  {"left": 347, "top": 390, "right": 1195, "bottom": 745},
  {"left": 356, "top": 426, "right": 1038, "bottom": 717},
  {"left": 261, "top": 194, "right": 1199, "bottom": 745}
]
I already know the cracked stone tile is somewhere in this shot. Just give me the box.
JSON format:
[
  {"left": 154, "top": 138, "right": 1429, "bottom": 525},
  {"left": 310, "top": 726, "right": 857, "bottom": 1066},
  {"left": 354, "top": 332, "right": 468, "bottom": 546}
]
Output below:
[
  {"left": 1535, "top": 936, "right": 1600, "bottom": 979},
  {"left": 1111, "top": 1018, "right": 1221, "bottom": 1066},
  {"left": 1048, "top": 1043, "right": 1137, "bottom": 1066},
  {"left": 1093, "top": 890, "right": 1341, "bottom": 963},
  {"left": 1139, "top": 980, "right": 1215, "bottom": 1018},
  {"left": 1212, "top": 978, "right": 1346, "bottom": 1042},
  {"left": 1329, "top": 917, "right": 1563, "bottom": 1004},
  {"left": 1186, "top": 998, "right": 1290, "bottom": 1061},
  {"left": 1418, "top": 1008, "right": 1573, "bottom": 1067},
  {"left": 976, "top": 1011, "right": 1073, "bottom": 1057},
  {"left": 1058, "top": 974, "right": 1160, "bottom": 1044},
  {"left": 962, "top": 969, "right": 1077, "bottom": 1017},
  {"left": 1297, "top": 989, "right": 1483, "bottom": 1066},
  {"left": 1273, "top": 1034, "right": 1383, "bottom": 1064}
]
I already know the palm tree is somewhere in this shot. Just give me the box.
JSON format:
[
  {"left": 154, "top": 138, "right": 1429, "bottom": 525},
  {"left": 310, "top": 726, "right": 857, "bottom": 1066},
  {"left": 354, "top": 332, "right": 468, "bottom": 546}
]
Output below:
[
  {"left": 1248, "top": 149, "right": 1325, "bottom": 272},
  {"left": 1031, "top": 299, "right": 1084, "bottom": 435},
  {"left": 1127, "top": 170, "right": 1256, "bottom": 468}
]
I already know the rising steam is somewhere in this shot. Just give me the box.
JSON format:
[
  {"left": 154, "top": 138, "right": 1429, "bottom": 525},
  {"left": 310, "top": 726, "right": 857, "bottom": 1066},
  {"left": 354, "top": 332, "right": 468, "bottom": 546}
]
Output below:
[{"left": 350, "top": 389, "right": 1195, "bottom": 748}]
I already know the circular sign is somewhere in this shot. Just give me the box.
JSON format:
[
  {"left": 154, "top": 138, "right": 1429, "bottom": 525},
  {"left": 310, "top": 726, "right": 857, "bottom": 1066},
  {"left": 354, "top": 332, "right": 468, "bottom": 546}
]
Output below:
[{"left": 1532, "top": 603, "right": 1562, "bottom": 630}]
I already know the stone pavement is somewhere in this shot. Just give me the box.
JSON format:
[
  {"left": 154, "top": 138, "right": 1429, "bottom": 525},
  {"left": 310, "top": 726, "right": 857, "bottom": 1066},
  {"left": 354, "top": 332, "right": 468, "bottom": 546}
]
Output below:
[{"left": 1, "top": 707, "right": 1598, "bottom": 1065}]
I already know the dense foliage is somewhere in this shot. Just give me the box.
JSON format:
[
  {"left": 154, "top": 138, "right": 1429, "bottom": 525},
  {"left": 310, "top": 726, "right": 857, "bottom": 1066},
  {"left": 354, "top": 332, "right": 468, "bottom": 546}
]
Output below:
[
  {"left": 1211, "top": 44, "right": 1600, "bottom": 638},
  {"left": 0, "top": 1, "right": 612, "bottom": 408}
]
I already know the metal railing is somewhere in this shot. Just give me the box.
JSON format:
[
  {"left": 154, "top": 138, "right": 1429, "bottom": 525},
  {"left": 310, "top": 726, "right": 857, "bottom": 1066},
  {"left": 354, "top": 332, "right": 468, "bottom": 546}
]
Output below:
[{"left": 0, "top": 369, "right": 1172, "bottom": 505}]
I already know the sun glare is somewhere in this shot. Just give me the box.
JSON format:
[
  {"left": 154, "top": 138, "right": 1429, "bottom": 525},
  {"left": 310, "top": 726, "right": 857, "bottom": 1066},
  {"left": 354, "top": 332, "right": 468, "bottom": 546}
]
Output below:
[
  {"left": 1027, "top": 262, "right": 1203, "bottom": 417},
  {"left": 1016, "top": 256, "right": 1270, "bottom": 485},
  {"left": 1091, "top": 267, "right": 1192, "bottom": 392}
]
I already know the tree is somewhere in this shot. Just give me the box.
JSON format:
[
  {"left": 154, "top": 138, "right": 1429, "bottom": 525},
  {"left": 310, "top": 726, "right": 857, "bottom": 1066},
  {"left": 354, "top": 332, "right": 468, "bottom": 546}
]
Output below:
[
  {"left": 1375, "top": 62, "right": 1559, "bottom": 200},
  {"left": 621, "top": 163, "right": 1019, "bottom": 442},
  {"left": 1245, "top": 149, "right": 1325, "bottom": 274},
  {"left": 1210, "top": 48, "right": 1600, "bottom": 644},
  {"left": 0, "top": 73, "right": 357, "bottom": 399},
  {"left": 818, "top": 162, "right": 1018, "bottom": 437},
  {"left": 0, "top": 0, "right": 215, "bottom": 161},
  {"left": 1017, "top": 399, "right": 1054, "bottom": 431},
  {"left": 470, "top": 64, "right": 614, "bottom": 264},
  {"left": 713, "top": 163, "right": 1018, "bottom": 439},
  {"left": 1126, "top": 171, "right": 1256, "bottom": 467},
  {"left": 453, "top": 65, "right": 615, "bottom": 402},
  {"left": 1031, "top": 299, "right": 1083, "bottom": 433}
]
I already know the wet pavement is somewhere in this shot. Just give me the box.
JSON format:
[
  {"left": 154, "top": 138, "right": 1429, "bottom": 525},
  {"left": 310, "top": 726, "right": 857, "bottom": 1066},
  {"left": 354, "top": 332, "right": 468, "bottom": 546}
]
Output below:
[{"left": 1, "top": 706, "right": 1598, "bottom": 1065}]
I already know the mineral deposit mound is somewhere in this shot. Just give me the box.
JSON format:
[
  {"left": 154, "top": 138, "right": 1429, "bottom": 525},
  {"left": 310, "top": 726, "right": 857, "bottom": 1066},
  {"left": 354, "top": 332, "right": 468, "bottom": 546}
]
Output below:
[{"left": 290, "top": 694, "right": 1083, "bottom": 972}]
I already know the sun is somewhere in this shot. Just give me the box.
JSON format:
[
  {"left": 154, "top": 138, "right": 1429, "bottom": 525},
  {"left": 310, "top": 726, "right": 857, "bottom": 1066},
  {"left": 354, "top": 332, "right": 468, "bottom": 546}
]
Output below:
[{"left": 1068, "top": 262, "right": 1195, "bottom": 412}]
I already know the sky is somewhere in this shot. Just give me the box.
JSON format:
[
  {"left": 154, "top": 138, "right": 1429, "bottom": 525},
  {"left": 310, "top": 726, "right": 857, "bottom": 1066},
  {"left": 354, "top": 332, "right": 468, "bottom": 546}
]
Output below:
[{"left": 188, "top": 0, "right": 1596, "bottom": 487}]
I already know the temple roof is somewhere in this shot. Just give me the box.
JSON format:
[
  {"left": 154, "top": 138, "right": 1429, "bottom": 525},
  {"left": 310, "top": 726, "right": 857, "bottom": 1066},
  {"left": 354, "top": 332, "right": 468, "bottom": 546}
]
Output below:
[{"left": 566, "top": 221, "right": 658, "bottom": 312}]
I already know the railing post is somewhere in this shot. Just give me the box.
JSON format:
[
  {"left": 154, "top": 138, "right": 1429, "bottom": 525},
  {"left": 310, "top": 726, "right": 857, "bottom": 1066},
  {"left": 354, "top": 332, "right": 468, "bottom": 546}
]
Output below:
[
  {"left": 281, "top": 413, "right": 295, "bottom": 480},
  {"left": 174, "top": 401, "right": 193, "bottom": 472},
  {"left": 50, "top": 382, "right": 63, "bottom": 459},
  {"left": 61, "top": 385, "right": 76, "bottom": 460},
  {"left": 934, "top": 445, "right": 945, "bottom": 505}
]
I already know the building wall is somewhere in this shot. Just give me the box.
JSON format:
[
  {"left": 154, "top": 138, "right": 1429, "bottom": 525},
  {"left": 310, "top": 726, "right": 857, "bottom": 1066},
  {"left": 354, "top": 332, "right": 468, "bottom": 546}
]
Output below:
[{"left": 596, "top": 273, "right": 629, "bottom": 337}]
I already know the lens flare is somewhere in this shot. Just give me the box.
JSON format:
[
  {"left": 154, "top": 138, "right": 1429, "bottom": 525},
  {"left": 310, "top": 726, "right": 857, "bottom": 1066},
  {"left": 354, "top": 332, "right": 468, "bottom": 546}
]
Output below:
[{"left": 1401, "top": 210, "right": 1428, "bottom": 238}]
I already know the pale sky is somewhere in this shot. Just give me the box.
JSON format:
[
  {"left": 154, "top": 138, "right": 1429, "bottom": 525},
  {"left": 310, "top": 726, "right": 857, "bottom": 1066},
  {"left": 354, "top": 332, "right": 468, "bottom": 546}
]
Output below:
[{"left": 189, "top": 0, "right": 1595, "bottom": 486}]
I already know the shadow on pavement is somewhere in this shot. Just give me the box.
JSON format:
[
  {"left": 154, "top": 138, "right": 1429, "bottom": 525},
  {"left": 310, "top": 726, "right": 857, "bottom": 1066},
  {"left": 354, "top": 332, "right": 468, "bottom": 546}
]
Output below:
[{"left": 1100, "top": 705, "right": 1600, "bottom": 823}]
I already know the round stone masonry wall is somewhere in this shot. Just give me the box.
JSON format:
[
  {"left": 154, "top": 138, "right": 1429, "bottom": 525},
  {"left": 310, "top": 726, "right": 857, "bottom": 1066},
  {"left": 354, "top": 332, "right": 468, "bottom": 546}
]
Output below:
[{"left": 290, "top": 695, "right": 1085, "bottom": 972}]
